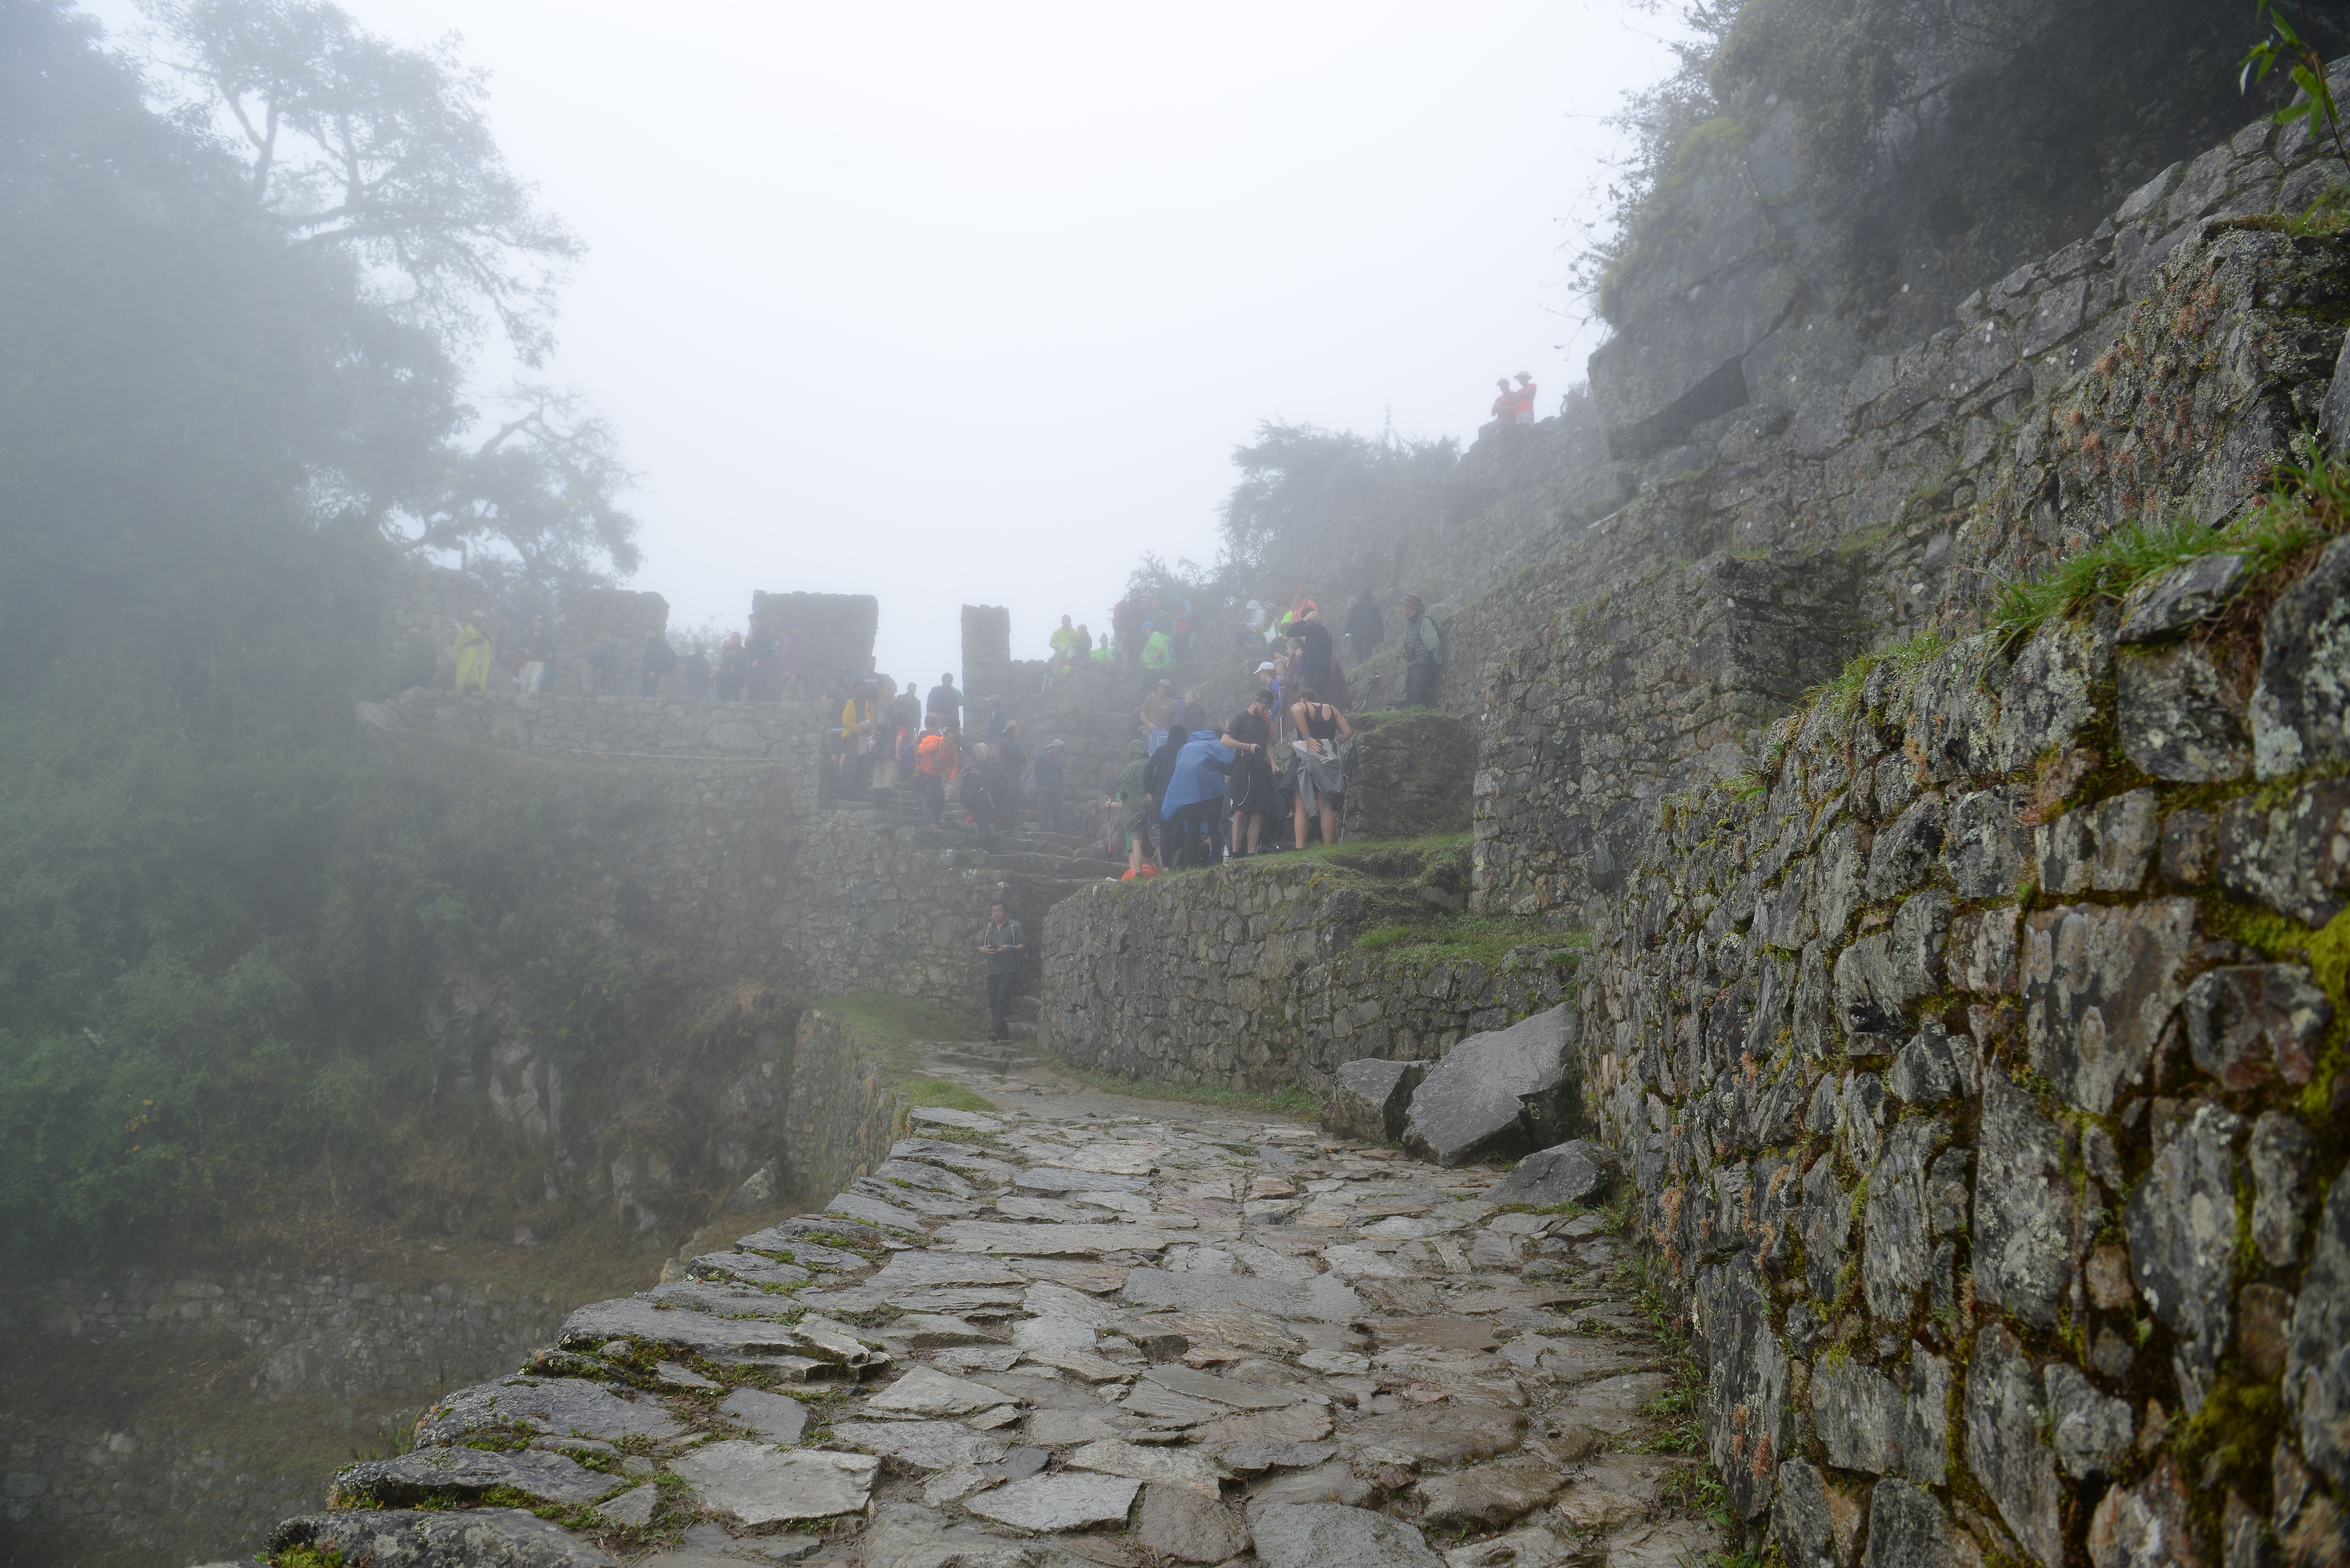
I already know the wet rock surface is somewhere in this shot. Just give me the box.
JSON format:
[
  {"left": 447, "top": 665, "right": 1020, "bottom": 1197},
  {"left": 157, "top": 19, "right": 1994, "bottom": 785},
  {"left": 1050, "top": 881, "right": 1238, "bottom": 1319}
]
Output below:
[{"left": 250, "top": 1068, "right": 1722, "bottom": 1568}]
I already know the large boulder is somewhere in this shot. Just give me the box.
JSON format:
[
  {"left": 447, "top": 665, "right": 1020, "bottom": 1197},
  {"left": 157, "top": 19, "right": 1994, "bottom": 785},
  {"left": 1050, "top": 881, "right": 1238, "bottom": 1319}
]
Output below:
[
  {"left": 1491, "top": 1139, "right": 1618, "bottom": 1206},
  {"left": 1401, "top": 1006, "right": 1578, "bottom": 1167},
  {"left": 1321, "top": 1058, "right": 1427, "bottom": 1144}
]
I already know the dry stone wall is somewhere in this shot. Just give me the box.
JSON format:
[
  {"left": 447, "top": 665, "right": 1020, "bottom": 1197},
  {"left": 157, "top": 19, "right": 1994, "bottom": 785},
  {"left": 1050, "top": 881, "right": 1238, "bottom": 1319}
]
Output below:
[
  {"left": 1474, "top": 95, "right": 2350, "bottom": 934},
  {"left": 1040, "top": 857, "right": 1576, "bottom": 1096},
  {"left": 1564, "top": 574, "right": 2350, "bottom": 1564}
]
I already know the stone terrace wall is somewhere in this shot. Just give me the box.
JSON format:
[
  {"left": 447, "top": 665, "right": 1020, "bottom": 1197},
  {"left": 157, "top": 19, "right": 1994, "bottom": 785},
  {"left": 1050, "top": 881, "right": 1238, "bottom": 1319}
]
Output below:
[
  {"left": 1473, "top": 549, "right": 1865, "bottom": 922},
  {"left": 1040, "top": 859, "right": 1575, "bottom": 1096},
  {"left": 369, "top": 687, "right": 830, "bottom": 769},
  {"left": 779, "top": 1009, "right": 913, "bottom": 1198},
  {"left": 1472, "top": 116, "right": 2350, "bottom": 932},
  {"left": 1566, "top": 573, "right": 2350, "bottom": 1564},
  {"left": 370, "top": 691, "right": 1086, "bottom": 1014},
  {"left": 0, "top": 1272, "right": 566, "bottom": 1562},
  {"left": 0, "top": 1417, "right": 316, "bottom": 1568}
]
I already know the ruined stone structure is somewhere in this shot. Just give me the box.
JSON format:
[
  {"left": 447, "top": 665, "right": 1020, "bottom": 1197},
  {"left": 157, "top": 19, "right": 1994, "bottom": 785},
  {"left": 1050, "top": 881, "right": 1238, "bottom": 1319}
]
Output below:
[
  {"left": 1040, "top": 854, "right": 1575, "bottom": 1097},
  {"left": 132, "top": 49, "right": 2350, "bottom": 1568},
  {"left": 749, "top": 590, "right": 876, "bottom": 697}
]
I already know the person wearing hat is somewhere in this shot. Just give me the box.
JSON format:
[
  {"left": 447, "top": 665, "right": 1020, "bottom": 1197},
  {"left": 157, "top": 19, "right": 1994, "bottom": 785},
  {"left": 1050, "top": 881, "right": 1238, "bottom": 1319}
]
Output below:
[
  {"left": 1513, "top": 372, "right": 1538, "bottom": 425},
  {"left": 1490, "top": 377, "right": 1514, "bottom": 428},
  {"left": 1402, "top": 594, "right": 1442, "bottom": 708},
  {"left": 1034, "top": 738, "right": 1066, "bottom": 834},
  {"left": 983, "top": 694, "right": 1009, "bottom": 743}
]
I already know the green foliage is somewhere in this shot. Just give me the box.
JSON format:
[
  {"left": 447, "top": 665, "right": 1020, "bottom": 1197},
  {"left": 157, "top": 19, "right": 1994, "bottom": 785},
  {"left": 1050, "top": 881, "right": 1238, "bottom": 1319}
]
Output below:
[
  {"left": 1220, "top": 421, "right": 1459, "bottom": 574},
  {"left": 1349, "top": 914, "right": 1582, "bottom": 975},
  {"left": 898, "top": 1078, "right": 999, "bottom": 1114},
  {"left": 1989, "top": 455, "right": 2350, "bottom": 637},
  {"left": 2244, "top": 0, "right": 2350, "bottom": 174}
]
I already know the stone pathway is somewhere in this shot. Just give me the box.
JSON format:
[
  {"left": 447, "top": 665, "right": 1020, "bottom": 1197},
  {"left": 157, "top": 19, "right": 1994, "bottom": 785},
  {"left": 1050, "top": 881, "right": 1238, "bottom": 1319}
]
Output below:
[{"left": 245, "top": 1058, "right": 1728, "bottom": 1568}]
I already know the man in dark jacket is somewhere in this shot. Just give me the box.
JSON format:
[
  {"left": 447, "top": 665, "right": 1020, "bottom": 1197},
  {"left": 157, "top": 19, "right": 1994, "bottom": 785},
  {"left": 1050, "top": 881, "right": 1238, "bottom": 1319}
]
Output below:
[{"left": 978, "top": 900, "right": 1026, "bottom": 1041}]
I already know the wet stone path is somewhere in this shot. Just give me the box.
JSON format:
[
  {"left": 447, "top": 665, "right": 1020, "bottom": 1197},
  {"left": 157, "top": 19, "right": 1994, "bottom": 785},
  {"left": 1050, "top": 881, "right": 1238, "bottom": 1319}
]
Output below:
[{"left": 258, "top": 1060, "right": 1728, "bottom": 1568}]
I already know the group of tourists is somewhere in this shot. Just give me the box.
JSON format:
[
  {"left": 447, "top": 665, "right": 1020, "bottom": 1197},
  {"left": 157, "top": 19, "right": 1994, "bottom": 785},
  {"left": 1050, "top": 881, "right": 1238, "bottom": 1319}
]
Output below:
[
  {"left": 447, "top": 611, "right": 814, "bottom": 701},
  {"left": 1089, "top": 587, "right": 1443, "bottom": 878},
  {"left": 826, "top": 672, "right": 1069, "bottom": 848}
]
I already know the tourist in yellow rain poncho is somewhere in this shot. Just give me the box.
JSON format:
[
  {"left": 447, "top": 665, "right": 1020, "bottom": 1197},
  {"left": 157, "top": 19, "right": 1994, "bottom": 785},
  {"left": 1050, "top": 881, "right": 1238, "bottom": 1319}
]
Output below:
[{"left": 453, "top": 612, "right": 494, "bottom": 691}]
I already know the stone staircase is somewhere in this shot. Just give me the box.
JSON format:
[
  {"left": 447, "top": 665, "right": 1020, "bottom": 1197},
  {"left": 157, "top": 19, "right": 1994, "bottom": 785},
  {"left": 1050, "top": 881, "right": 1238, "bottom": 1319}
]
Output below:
[{"left": 819, "top": 780, "right": 1124, "bottom": 1040}]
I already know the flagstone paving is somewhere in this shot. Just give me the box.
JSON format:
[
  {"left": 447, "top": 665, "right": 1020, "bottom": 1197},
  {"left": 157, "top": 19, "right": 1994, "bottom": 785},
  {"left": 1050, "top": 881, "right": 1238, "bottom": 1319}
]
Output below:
[{"left": 265, "top": 1053, "right": 1725, "bottom": 1566}]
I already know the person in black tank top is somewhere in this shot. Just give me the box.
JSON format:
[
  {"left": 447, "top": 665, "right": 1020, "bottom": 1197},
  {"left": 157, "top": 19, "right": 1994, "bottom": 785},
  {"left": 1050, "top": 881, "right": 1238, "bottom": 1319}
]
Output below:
[{"left": 1288, "top": 687, "right": 1353, "bottom": 848}]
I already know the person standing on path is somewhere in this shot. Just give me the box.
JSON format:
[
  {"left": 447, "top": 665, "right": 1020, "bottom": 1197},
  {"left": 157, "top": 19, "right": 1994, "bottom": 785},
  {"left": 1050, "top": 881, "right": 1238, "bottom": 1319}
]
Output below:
[
  {"left": 978, "top": 899, "right": 1025, "bottom": 1042},
  {"left": 1513, "top": 371, "right": 1538, "bottom": 424},
  {"left": 453, "top": 612, "right": 493, "bottom": 691},
  {"left": 1402, "top": 593, "right": 1442, "bottom": 709},
  {"left": 1289, "top": 687, "right": 1352, "bottom": 848},
  {"left": 1221, "top": 690, "right": 1278, "bottom": 858},
  {"left": 915, "top": 715, "right": 958, "bottom": 827},
  {"left": 927, "top": 672, "right": 964, "bottom": 730}
]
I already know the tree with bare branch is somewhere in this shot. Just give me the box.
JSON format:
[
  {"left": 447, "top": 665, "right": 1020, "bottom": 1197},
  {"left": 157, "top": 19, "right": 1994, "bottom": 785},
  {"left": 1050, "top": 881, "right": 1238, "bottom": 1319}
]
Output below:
[{"left": 138, "top": 0, "right": 581, "bottom": 364}]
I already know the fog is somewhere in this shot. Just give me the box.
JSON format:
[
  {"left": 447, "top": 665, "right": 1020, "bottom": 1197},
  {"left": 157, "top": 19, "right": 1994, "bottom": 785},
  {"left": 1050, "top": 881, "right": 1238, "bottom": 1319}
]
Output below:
[{"left": 98, "top": 0, "right": 1670, "bottom": 690}]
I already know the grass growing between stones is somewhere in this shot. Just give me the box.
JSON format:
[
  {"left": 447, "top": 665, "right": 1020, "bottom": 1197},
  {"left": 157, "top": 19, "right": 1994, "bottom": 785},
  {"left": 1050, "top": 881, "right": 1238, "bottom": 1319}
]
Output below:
[
  {"left": 1353, "top": 914, "right": 1588, "bottom": 975},
  {"left": 1987, "top": 455, "right": 2350, "bottom": 638},
  {"left": 809, "top": 992, "right": 989, "bottom": 1104}
]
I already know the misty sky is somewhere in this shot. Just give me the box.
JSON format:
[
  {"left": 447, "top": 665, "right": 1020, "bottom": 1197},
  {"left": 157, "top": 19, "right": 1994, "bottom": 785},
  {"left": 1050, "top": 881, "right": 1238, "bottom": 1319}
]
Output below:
[{"left": 99, "top": 2, "right": 1677, "bottom": 691}]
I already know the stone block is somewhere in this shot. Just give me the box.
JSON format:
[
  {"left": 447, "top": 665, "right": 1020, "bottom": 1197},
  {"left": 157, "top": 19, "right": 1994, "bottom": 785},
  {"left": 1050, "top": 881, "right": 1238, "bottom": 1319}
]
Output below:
[
  {"left": 2218, "top": 778, "right": 2350, "bottom": 925},
  {"left": 1950, "top": 907, "right": 2019, "bottom": 994},
  {"left": 1868, "top": 799, "right": 1946, "bottom": 899},
  {"left": 1994, "top": 621, "right": 2108, "bottom": 772},
  {"left": 1770, "top": 1458, "right": 1862, "bottom": 1568},
  {"left": 1401, "top": 1005, "right": 1578, "bottom": 1167},
  {"left": 2117, "top": 555, "right": 2250, "bottom": 642},
  {"left": 2119, "top": 644, "right": 2250, "bottom": 781},
  {"left": 1252, "top": 1502, "right": 1443, "bottom": 1567},
  {"left": 1813, "top": 1358, "right": 1904, "bottom": 1473},
  {"left": 1973, "top": 1067, "right": 2080, "bottom": 1329},
  {"left": 2035, "top": 789, "right": 2160, "bottom": 895},
  {"left": 1861, "top": 1479, "right": 1962, "bottom": 1568},
  {"left": 2250, "top": 1110, "right": 2315, "bottom": 1267},
  {"left": 2125, "top": 1101, "right": 2242, "bottom": 1408},
  {"left": 2045, "top": 1364, "right": 2133, "bottom": 1479},
  {"left": 2254, "top": 537, "right": 2350, "bottom": 777},
  {"left": 2020, "top": 898, "right": 2197, "bottom": 1113},
  {"left": 1799, "top": 1155, "right": 1848, "bottom": 1301},
  {"left": 2182, "top": 964, "right": 2330, "bottom": 1091},
  {"left": 2287, "top": 1174, "right": 2350, "bottom": 1495},
  {"left": 1864, "top": 1115, "right": 1949, "bottom": 1322},
  {"left": 1832, "top": 892, "right": 1952, "bottom": 1040},
  {"left": 1966, "top": 1324, "right": 2065, "bottom": 1568},
  {"left": 1943, "top": 788, "right": 2032, "bottom": 898},
  {"left": 1322, "top": 1059, "right": 1427, "bottom": 1145},
  {"left": 1491, "top": 1139, "right": 1618, "bottom": 1207}
]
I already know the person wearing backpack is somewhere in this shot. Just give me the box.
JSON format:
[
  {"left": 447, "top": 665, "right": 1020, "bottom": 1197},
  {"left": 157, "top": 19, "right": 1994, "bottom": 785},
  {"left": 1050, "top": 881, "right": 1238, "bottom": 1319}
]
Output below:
[{"left": 1402, "top": 594, "right": 1443, "bottom": 708}]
